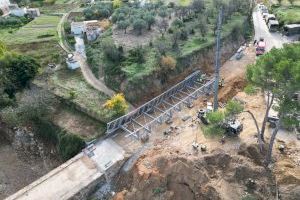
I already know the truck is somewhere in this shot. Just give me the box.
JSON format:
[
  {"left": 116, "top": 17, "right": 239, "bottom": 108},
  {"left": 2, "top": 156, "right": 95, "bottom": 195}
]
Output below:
[
  {"left": 268, "top": 20, "right": 279, "bottom": 32},
  {"left": 256, "top": 38, "right": 266, "bottom": 56}
]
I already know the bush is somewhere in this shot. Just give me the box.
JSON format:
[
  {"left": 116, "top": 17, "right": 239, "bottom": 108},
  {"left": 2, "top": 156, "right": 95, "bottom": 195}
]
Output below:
[
  {"left": 244, "top": 84, "right": 257, "bottom": 95},
  {"left": 160, "top": 56, "right": 176, "bottom": 71},
  {"left": 225, "top": 100, "right": 244, "bottom": 118},
  {"left": 104, "top": 93, "right": 128, "bottom": 117},
  {"left": 171, "top": 18, "right": 184, "bottom": 28},
  {"left": 128, "top": 46, "right": 145, "bottom": 64},
  {"left": 207, "top": 111, "right": 225, "bottom": 125},
  {"left": 58, "top": 132, "right": 85, "bottom": 160}
]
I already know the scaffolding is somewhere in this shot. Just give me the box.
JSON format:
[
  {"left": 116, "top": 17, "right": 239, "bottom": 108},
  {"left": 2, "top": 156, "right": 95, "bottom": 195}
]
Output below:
[{"left": 106, "top": 70, "right": 215, "bottom": 139}]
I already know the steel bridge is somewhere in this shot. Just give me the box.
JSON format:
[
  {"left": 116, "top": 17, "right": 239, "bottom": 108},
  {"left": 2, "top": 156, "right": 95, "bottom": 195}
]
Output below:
[{"left": 106, "top": 70, "right": 215, "bottom": 139}]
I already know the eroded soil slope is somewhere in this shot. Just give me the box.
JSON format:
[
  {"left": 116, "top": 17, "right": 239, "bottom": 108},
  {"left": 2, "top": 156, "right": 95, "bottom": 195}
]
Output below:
[{"left": 114, "top": 145, "right": 278, "bottom": 200}]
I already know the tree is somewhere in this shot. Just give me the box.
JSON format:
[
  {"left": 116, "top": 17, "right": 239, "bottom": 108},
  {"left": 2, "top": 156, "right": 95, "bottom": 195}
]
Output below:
[
  {"left": 0, "top": 9, "right": 3, "bottom": 16},
  {"left": 277, "top": 0, "right": 283, "bottom": 5},
  {"left": 247, "top": 44, "right": 300, "bottom": 165},
  {"left": 113, "top": 0, "right": 122, "bottom": 8},
  {"left": 158, "top": 19, "right": 169, "bottom": 38},
  {"left": 144, "top": 13, "right": 156, "bottom": 30},
  {"left": 117, "top": 20, "right": 130, "bottom": 33},
  {"left": 288, "top": 0, "right": 295, "bottom": 5},
  {"left": 104, "top": 93, "right": 128, "bottom": 117},
  {"left": 198, "top": 15, "right": 208, "bottom": 37},
  {"left": 158, "top": 9, "right": 167, "bottom": 19},
  {"left": 133, "top": 19, "right": 147, "bottom": 35},
  {"left": 225, "top": 100, "right": 244, "bottom": 119},
  {"left": 0, "top": 52, "right": 40, "bottom": 98},
  {"left": 192, "top": 0, "right": 205, "bottom": 13}
]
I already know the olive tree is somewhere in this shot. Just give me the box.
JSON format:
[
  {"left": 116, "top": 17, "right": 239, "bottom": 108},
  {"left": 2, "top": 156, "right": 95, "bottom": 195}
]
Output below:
[{"left": 133, "top": 19, "right": 147, "bottom": 35}]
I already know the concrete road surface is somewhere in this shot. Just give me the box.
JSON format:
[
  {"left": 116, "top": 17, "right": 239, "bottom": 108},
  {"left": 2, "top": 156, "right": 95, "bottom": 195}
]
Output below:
[{"left": 252, "top": 7, "right": 292, "bottom": 51}]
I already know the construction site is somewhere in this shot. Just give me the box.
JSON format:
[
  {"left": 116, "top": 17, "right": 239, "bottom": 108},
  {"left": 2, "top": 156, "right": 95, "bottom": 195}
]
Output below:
[{"left": 1, "top": 1, "right": 300, "bottom": 200}]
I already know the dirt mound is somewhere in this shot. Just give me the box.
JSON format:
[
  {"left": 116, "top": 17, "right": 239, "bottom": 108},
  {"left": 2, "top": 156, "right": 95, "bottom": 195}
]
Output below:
[{"left": 113, "top": 147, "right": 276, "bottom": 200}]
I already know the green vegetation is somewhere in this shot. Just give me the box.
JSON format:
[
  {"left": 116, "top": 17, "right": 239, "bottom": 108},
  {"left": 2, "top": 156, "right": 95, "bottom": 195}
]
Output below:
[
  {"left": 244, "top": 84, "right": 258, "bottom": 95},
  {"left": 247, "top": 43, "right": 300, "bottom": 165},
  {"left": 202, "top": 100, "right": 244, "bottom": 137},
  {"left": 0, "top": 50, "right": 40, "bottom": 99},
  {"left": 36, "top": 68, "right": 115, "bottom": 122},
  {"left": 85, "top": 0, "right": 252, "bottom": 101},
  {"left": 0, "top": 15, "right": 64, "bottom": 66},
  {"left": 0, "top": 16, "right": 32, "bottom": 29},
  {"left": 272, "top": 6, "right": 300, "bottom": 25},
  {"left": 0, "top": 15, "right": 60, "bottom": 45}
]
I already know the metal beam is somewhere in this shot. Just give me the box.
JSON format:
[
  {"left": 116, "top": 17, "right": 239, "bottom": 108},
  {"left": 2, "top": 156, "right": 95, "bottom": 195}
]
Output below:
[
  {"left": 163, "top": 100, "right": 174, "bottom": 107},
  {"left": 132, "top": 119, "right": 151, "bottom": 133},
  {"left": 179, "top": 90, "right": 190, "bottom": 96}
]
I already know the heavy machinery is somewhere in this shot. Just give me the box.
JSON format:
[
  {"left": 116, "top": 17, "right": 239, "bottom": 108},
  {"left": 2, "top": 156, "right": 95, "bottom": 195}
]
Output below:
[
  {"left": 255, "top": 38, "right": 266, "bottom": 56},
  {"left": 197, "top": 109, "right": 243, "bottom": 136},
  {"left": 222, "top": 119, "right": 243, "bottom": 136}
]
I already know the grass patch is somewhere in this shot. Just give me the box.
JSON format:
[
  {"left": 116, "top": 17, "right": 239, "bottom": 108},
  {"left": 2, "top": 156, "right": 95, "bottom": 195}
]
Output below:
[
  {"left": 244, "top": 85, "right": 258, "bottom": 95},
  {"left": 272, "top": 6, "right": 300, "bottom": 25},
  {"left": 181, "top": 14, "right": 245, "bottom": 56},
  {"left": 35, "top": 68, "right": 115, "bottom": 123},
  {"left": 202, "top": 125, "right": 225, "bottom": 137},
  {"left": 122, "top": 48, "right": 157, "bottom": 82},
  {"left": 0, "top": 15, "right": 60, "bottom": 45}
]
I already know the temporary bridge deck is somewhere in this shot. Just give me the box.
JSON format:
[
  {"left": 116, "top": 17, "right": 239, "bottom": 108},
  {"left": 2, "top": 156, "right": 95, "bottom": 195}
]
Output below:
[{"left": 106, "top": 70, "right": 215, "bottom": 139}]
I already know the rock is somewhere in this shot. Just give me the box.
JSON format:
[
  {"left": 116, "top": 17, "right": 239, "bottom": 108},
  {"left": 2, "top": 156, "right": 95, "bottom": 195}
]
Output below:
[
  {"left": 165, "top": 118, "right": 173, "bottom": 124},
  {"left": 297, "top": 134, "right": 300, "bottom": 140},
  {"left": 140, "top": 133, "right": 149, "bottom": 143},
  {"left": 200, "top": 145, "right": 207, "bottom": 152},
  {"left": 278, "top": 145, "right": 285, "bottom": 153},
  {"left": 181, "top": 115, "right": 191, "bottom": 122}
]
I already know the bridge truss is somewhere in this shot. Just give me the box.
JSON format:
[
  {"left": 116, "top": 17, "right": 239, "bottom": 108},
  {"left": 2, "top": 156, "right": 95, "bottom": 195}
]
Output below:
[{"left": 106, "top": 70, "right": 215, "bottom": 139}]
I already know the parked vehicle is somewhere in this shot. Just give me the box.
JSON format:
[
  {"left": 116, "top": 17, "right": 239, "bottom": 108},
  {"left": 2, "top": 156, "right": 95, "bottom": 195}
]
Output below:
[
  {"left": 262, "top": 13, "right": 268, "bottom": 20},
  {"left": 268, "top": 20, "right": 279, "bottom": 32},
  {"left": 283, "top": 24, "right": 300, "bottom": 36},
  {"left": 266, "top": 14, "right": 276, "bottom": 24},
  {"left": 255, "top": 38, "right": 266, "bottom": 56}
]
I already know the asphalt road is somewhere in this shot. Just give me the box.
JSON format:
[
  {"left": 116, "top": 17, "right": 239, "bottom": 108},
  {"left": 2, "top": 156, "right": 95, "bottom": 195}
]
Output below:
[{"left": 252, "top": 7, "right": 291, "bottom": 51}]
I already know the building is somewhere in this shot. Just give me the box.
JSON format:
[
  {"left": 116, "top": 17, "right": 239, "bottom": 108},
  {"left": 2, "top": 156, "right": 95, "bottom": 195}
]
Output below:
[
  {"left": 71, "top": 22, "right": 84, "bottom": 35},
  {"left": 84, "top": 20, "right": 101, "bottom": 41},
  {"left": 83, "top": 20, "right": 102, "bottom": 41},
  {"left": 26, "top": 8, "right": 40, "bottom": 18},
  {"left": 66, "top": 54, "right": 80, "bottom": 70},
  {"left": 71, "top": 20, "right": 102, "bottom": 41},
  {"left": 9, "top": 4, "right": 25, "bottom": 17},
  {"left": 0, "top": 0, "right": 10, "bottom": 15}
]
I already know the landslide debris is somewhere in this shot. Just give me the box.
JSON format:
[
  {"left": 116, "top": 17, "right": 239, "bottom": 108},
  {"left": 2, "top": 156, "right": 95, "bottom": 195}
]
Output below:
[{"left": 113, "top": 145, "right": 277, "bottom": 200}]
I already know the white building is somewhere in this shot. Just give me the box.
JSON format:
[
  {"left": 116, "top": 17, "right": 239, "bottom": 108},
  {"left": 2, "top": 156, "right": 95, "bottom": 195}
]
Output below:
[
  {"left": 0, "top": 0, "right": 10, "bottom": 15},
  {"left": 26, "top": 8, "right": 40, "bottom": 18},
  {"left": 71, "top": 20, "right": 102, "bottom": 41},
  {"left": 9, "top": 4, "right": 25, "bottom": 17},
  {"left": 71, "top": 22, "right": 84, "bottom": 35}
]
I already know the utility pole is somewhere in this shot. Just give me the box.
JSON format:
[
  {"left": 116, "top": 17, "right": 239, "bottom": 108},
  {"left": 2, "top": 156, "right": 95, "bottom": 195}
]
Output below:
[{"left": 213, "top": 7, "right": 223, "bottom": 111}]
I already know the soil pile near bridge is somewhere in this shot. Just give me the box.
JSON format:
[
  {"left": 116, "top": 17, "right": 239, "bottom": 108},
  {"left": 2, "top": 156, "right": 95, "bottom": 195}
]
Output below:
[{"left": 113, "top": 144, "right": 279, "bottom": 200}]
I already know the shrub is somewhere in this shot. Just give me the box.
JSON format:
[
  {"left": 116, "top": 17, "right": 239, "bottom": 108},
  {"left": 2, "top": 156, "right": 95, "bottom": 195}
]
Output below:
[
  {"left": 244, "top": 85, "right": 257, "bottom": 95},
  {"left": 160, "top": 56, "right": 176, "bottom": 71},
  {"left": 128, "top": 46, "right": 146, "bottom": 64},
  {"left": 207, "top": 111, "right": 225, "bottom": 125},
  {"left": 171, "top": 18, "right": 184, "bottom": 28},
  {"left": 58, "top": 132, "right": 85, "bottom": 160},
  {"left": 225, "top": 100, "right": 244, "bottom": 118},
  {"left": 104, "top": 93, "right": 128, "bottom": 117}
]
